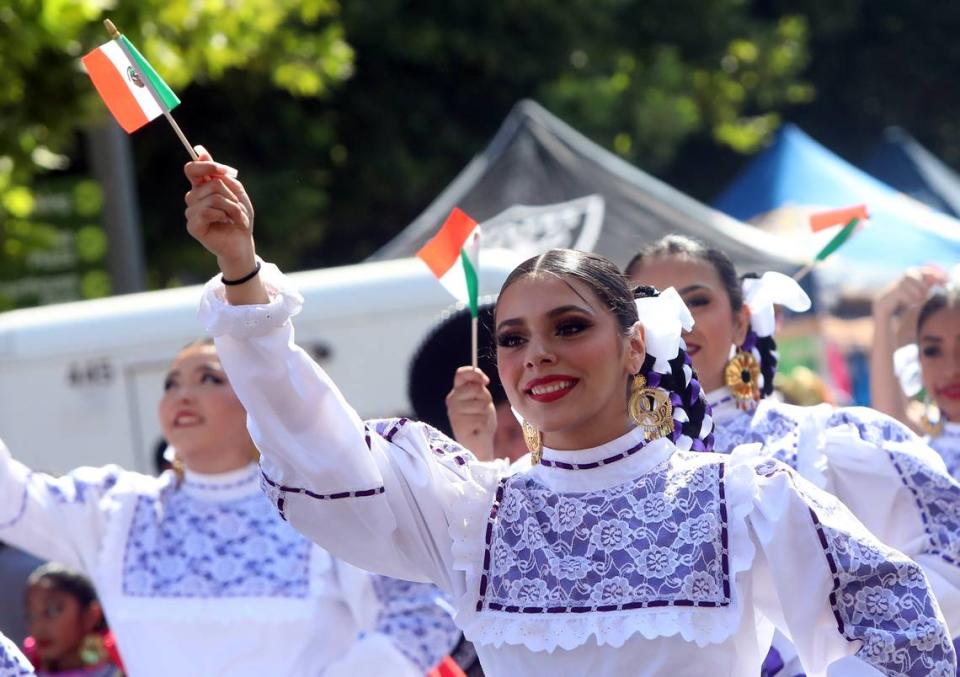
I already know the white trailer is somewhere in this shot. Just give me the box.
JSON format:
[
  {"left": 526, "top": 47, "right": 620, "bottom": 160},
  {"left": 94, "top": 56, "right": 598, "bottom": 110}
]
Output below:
[{"left": 0, "top": 251, "right": 520, "bottom": 474}]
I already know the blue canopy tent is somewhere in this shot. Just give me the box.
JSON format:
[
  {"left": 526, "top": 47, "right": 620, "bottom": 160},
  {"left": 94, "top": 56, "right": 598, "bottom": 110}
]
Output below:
[
  {"left": 714, "top": 124, "right": 960, "bottom": 291},
  {"left": 861, "top": 126, "right": 960, "bottom": 219}
]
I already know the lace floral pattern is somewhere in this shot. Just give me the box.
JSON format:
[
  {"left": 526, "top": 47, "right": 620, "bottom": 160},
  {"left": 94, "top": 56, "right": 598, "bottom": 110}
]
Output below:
[
  {"left": 711, "top": 408, "right": 799, "bottom": 467},
  {"left": 369, "top": 575, "right": 460, "bottom": 671},
  {"left": 39, "top": 467, "right": 122, "bottom": 505},
  {"left": 477, "top": 455, "right": 731, "bottom": 614},
  {"left": 122, "top": 488, "right": 311, "bottom": 598},
  {"left": 887, "top": 451, "right": 960, "bottom": 567},
  {"left": 769, "top": 465, "right": 956, "bottom": 676},
  {"left": 826, "top": 408, "right": 960, "bottom": 567},
  {"left": 711, "top": 412, "right": 753, "bottom": 453}
]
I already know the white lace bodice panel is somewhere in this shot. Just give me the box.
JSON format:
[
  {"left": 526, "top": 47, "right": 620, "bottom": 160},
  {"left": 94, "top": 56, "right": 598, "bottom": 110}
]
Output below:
[{"left": 0, "top": 447, "right": 454, "bottom": 677}]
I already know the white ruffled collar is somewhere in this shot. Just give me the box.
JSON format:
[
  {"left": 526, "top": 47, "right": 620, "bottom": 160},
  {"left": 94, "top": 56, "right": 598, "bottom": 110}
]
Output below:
[
  {"left": 706, "top": 387, "right": 744, "bottom": 425},
  {"left": 530, "top": 427, "right": 676, "bottom": 493},
  {"left": 181, "top": 462, "right": 260, "bottom": 501}
]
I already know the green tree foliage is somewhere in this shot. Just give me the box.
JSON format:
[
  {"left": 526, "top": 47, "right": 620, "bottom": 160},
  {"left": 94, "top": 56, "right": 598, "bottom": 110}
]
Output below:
[
  {"left": 0, "top": 0, "right": 351, "bottom": 308},
  {"left": 3, "top": 0, "right": 812, "bottom": 303},
  {"left": 252, "top": 0, "right": 813, "bottom": 269}
]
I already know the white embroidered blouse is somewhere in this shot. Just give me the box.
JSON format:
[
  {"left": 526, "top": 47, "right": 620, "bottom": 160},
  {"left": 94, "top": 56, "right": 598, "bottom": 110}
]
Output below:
[
  {"left": 197, "top": 264, "right": 955, "bottom": 677},
  {"left": 0, "top": 448, "right": 459, "bottom": 677},
  {"left": 708, "top": 387, "right": 960, "bottom": 637},
  {"left": 0, "top": 632, "right": 33, "bottom": 676}
]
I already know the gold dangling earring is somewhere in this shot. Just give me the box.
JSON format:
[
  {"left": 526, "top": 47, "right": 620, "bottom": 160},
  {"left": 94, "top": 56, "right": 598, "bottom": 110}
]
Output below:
[
  {"left": 79, "top": 633, "right": 107, "bottom": 666},
  {"left": 522, "top": 420, "right": 543, "bottom": 464},
  {"left": 724, "top": 350, "right": 761, "bottom": 410},
  {"left": 172, "top": 453, "right": 185, "bottom": 482},
  {"left": 923, "top": 393, "right": 944, "bottom": 437},
  {"left": 628, "top": 374, "right": 674, "bottom": 441}
]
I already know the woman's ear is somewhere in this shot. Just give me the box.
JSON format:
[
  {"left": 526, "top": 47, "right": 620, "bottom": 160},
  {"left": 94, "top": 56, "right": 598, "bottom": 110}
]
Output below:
[
  {"left": 82, "top": 601, "right": 104, "bottom": 634},
  {"left": 627, "top": 321, "right": 646, "bottom": 374},
  {"left": 732, "top": 305, "right": 751, "bottom": 347}
]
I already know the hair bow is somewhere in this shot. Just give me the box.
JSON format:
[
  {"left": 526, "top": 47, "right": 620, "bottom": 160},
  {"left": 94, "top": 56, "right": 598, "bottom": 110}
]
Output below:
[
  {"left": 742, "top": 272, "right": 811, "bottom": 338},
  {"left": 635, "top": 287, "right": 694, "bottom": 373}
]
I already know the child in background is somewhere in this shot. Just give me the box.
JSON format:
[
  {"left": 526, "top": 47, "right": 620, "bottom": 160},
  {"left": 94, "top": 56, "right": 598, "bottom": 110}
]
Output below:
[{"left": 23, "top": 563, "right": 123, "bottom": 677}]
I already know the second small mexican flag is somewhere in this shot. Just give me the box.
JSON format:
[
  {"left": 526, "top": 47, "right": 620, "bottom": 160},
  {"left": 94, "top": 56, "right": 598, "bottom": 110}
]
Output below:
[
  {"left": 417, "top": 208, "right": 481, "bottom": 317},
  {"left": 82, "top": 35, "right": 180, "bottom": 133}
]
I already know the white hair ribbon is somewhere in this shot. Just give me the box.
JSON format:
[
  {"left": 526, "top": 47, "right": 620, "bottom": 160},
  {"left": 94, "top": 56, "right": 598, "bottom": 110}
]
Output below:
[
  {"left": 635, "top": 287, "right": 694, "bottom": 373},
  {"left": 742, "top": 272, "right": 811, "bottom": 338},
  {"left": 894, "top": 343, "right": 922, "bottom": 397}
]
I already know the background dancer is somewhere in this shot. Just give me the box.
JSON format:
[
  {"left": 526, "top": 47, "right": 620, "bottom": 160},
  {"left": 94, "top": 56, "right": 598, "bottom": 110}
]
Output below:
[
  {"left": 0, "top": 336, "right": 459, "bottom": 676},
  {"left": 872, "top": 270, "right": 960, "bottom": 477}
]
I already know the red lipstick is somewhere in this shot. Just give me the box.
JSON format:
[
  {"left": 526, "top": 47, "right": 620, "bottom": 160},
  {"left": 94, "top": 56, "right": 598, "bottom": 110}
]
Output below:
[{"left": 524, "top": 375, "right": 579, "bottom": 403}]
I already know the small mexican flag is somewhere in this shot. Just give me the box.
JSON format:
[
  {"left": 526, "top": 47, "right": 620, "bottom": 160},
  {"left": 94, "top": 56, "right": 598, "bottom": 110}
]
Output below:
[
  {"left": 82, "top": 34, "right": 180, "bottom": 133},
  {"left": 808, "top": 204, "right": 869, "bottom": 262},
  {"left": 417, "top": 208, "right": 481, "bottom": 317}
]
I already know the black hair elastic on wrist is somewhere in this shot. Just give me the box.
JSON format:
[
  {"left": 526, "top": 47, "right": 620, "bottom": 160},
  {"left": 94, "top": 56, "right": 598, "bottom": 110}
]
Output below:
[{"left": 221, "top": 261, "right": 262, "bottom": 286}]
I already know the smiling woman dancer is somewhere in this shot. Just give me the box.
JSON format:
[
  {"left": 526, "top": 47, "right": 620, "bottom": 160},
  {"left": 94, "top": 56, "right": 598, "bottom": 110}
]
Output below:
[
  {"left": 185, "top": 150, "right": 955, "bottom": 676},
  {"left": 628, "top": 235, "right": 960, "bottom": 661},
  {"left": 871, "top": 269, "right": 960, "bottom": 477},
  {"left": 0, "top": 336, "right": 459, "bottom": 676}
]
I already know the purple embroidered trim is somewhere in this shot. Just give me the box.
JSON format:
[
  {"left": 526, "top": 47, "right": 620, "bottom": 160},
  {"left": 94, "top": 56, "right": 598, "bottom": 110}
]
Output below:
[
  {"left": 364, "top": 425, "right": 372, "bottom": 450},
  {"left": 476, "top": 480, "right": 506, "bottom": 612},
  {"left": 710, "top": 394, "right": 735, "bottom": 409},
  {"left": 0, "top": 473, "right": 30, "bottom": 529},
  {"left": 807, "top": 505, "right": 847, "bottom": 634},
  {"left": 384, "top": 418, "right": 408, "bottom": 443},
  {"left": 539, "top": 439, "right": 648, "bottom": 470},
  {"left": 260, "top": 470, "right": 385, "bottom": 501},
  {"left": 885, "top": 450, "right": 960, "bottom": 567}
]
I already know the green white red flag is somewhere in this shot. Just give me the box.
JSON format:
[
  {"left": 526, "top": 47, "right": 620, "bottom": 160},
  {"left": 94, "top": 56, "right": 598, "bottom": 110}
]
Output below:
[
  {"left": 808, "top": 204, "right": 869, "bottom": 262},
  {"left": 417, "top": 208, "right": 481, "bottom": 317},
  {"left": 82, "top": 35, "right": 180, "bottom": 133}
]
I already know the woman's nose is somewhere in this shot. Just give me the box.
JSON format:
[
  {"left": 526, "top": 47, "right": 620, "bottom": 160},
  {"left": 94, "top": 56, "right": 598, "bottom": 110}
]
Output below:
[{"left": 524, "top": 338, "right": 557, "bottom": 369}]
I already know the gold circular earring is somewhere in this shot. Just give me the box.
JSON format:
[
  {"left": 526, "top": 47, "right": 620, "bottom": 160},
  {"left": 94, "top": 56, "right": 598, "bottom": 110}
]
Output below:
[
  {"left": 628, "top": 374, "right": 674, "bottom": 441},
  {"left": 724, "top": 351, "right": 760, "bottom": 410},
  {"left": 522, "top": 420, "right": 543, "bottom": 464},
  {"left": 922, "top": 394, "right": 944, "bottom": 437}
]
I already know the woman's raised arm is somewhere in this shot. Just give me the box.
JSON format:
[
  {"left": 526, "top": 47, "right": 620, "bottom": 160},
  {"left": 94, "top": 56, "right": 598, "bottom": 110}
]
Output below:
[{"left": 186, "top": 154, "right": 502, "bottom": 594}]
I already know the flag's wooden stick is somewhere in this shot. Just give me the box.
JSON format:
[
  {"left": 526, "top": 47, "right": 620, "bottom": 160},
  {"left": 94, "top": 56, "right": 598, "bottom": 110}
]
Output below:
[
  {"left": 103, "top": 19, "right": 198, "bottom": 160},
  {"left": 792, "top": 261, "right": 815, "bottom": 283},
  {"left": 471, "top": 316, "right": 478, "bottom": 369}
]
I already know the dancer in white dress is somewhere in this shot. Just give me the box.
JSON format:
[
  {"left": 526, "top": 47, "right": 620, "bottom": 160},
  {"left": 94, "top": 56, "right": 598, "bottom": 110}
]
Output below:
[
  {"left": 0, "top": 338, "right": 458, "bottom": 677},
  {"left": 182, "top": 151, "right": 955, "bottom": 676},
  {"left": 871, "top": 270, "right": 960, "bottom": 478},
  {"left": 628, "top": 235, "right": 960, "bottom": 661}
]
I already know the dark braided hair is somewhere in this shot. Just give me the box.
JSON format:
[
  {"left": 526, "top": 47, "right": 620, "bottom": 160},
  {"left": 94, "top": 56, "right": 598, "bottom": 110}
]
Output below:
[
  {"left": 633, "top": 285, "right": 715, "bottom": 451},
  {"left": 740, "top": 273, "right": 778, "bottom": 398},
  {"left": 27, "top": 562, "right": 107, "bottom": 632},
  {"left": 497, "top": 249, "right": 714, "bottom": 450}
]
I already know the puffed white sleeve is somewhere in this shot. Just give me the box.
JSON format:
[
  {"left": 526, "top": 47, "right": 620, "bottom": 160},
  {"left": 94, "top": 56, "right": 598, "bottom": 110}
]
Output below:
[
  {"left": 0, "top": 631, "right": 34, "bottom": 676},
  {"left": 0, "top": 438, "right": 122, "bottom": 572},
  {"left": 327, "top": 563, "right": 461, "bottom": 677},
  {"left": 199, "top": 263, "right": 503, "bottom": 594},
  {"left": 792, "top": 406, "right": 960, "bottom": 635},
  {"left": 744, "top": 454, "right": 956, "bottom": 677}
]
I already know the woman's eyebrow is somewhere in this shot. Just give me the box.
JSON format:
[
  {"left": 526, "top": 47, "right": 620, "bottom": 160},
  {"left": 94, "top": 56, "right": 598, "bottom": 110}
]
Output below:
[
  {"left": 496, "top": 304, "right": 594, "bottom": 332},
  {"left": 679, "top": 284, "right": 710, "bottom": 295}
]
